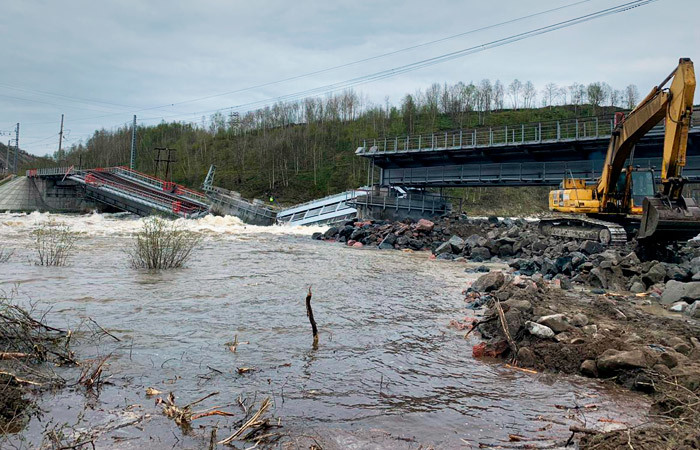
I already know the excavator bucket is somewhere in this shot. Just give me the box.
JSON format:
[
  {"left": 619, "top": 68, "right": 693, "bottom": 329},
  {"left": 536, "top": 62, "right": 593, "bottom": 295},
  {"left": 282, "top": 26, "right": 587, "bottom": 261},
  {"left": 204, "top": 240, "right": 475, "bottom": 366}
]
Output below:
[{"left": 638, "top": 196, "right": 700, "bottom": 241}]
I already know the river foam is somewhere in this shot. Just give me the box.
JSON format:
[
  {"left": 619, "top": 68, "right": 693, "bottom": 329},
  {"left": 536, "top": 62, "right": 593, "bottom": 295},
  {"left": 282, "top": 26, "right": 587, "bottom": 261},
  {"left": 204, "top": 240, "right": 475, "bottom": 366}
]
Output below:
[{"left": 0, "top": 211, "right": 329, "bottom": 238}]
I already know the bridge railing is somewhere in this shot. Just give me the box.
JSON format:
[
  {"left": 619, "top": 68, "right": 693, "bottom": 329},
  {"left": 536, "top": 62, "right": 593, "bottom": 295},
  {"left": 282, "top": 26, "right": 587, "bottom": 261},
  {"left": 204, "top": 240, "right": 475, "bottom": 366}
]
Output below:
[
  {"left": 358, "top": 106, "right": 700, "bottom": 155},
  {"left": 82, "top": 171, "right": 207, "bottom": 217},
  {"left": 106, "top": 166, "right": 210, "bottom": 206},
  {"left": 26, "top": 166, "right": 77, "bottom": 178}
]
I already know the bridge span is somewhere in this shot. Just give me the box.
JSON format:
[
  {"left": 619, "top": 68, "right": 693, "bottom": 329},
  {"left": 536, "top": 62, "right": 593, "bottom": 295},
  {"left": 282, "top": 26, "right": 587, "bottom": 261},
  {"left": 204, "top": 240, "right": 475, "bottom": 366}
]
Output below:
[{"left": 356, "top": 107, "right": 700, "bottom": 187}]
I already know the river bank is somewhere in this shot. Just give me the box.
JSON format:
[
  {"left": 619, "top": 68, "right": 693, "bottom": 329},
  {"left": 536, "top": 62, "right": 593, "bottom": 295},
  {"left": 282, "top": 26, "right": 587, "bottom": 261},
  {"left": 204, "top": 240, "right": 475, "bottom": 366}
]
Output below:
[
  {"left": 314, "top": 214, "right": 700, "bottom": 448},
  {"left": 0, "top": 211, "right": 657, "bottom": 448}
]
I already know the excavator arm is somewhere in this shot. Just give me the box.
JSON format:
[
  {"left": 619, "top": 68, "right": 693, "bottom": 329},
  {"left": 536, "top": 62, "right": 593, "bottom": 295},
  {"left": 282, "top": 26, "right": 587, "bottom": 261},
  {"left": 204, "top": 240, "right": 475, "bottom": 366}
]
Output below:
[{"left": 636, "top": 58, "right": 699, "bottom": 240}]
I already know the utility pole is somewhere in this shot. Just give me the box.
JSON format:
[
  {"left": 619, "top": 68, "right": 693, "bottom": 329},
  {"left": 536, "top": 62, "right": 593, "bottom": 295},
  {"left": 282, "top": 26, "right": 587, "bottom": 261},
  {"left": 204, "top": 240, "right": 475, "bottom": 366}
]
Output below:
[
  {"left": 13, "top": 123, "right": 19, "bottom": 174},
  {"left": 57, "top": 114, "right": 64, "bottom": 163},
  {"left": 5, "top": 140, "right": 9, "bottom": 173},
  {"left": 153, "top": 147, "right": 176, "bottom": 181},
  {"left": 130, "top": 115, "right": 137, "bottom": 170}
]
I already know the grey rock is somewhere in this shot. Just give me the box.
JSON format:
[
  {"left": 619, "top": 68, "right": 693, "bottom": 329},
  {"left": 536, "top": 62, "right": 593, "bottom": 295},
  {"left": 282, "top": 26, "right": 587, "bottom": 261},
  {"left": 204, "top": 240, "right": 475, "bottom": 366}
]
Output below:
[
  {"left": 504, "top": 298, "right": 532, "bottom": 312},
  {"left": 582, "top": 324, "right": 598, "bottom": 335},
  {"left": 686, "top": 301, "right": 700, "bottom": 318},
  {"left": 472, "top": 271, "right": 505, "bottom": 293},
  {"left": 434, "top": 241, "right": 454, "bottom": 256},
  {"left": 660, "top": 280, "right": 700, "bottom": 305},
  {"left": 580, "top": 240, "right": 604, "bottom": 255},
  {"left": 447, "top": 235, "right": 466, "bottom": 253},
  {"left": 643, "top": 263, "right": 667, "bottom": 286},
  {"left": 581, "top": 360, "right": 598, "bottom": 377},
  {"left": 670, "top": 302, "right": 688, "bottom": 313},
  {"left": 517, "top": 347, "right": 536, "bottom": 367},
  {"left": 465, "top": 234, "right": 487, "bottom": 250},
  {"left": 536, "top": 314, "right": 572, "bottom": 333},
  {"left": 597, "top": 349, "right": 650, "bottom": 374},
  {"left": 311, "top": 232, "right": 323, "bottom": 240},
  {"left": 571, "top": 313, "right": 589, "bottom": 327},
  {"left": 470, "top": 247, "right": 492, "bottom": 262},
  {"left": 630, "top": 281, "right": 646, "bottom": 294},
  {"left": 323, "top": 226, "right": 339, "bottom": 239},
  {"left": 526, "top": 321, "right": 555, "bottom": 339}
]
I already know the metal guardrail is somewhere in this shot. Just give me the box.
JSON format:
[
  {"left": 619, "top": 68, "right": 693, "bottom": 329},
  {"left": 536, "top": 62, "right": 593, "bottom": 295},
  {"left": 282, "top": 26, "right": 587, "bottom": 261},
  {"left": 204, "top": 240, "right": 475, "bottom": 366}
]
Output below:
[
  {"left": 76, "top": 171, "right": 208, "bottom": 217},
  {"left": 107, "top": 166, "right": 210, "bottom": 206},
  {"left": 348, "top": 192, "right": 455, "bottom": 215},
  {"left": 380, "top": 155, "right": 700, "bottom": 187},
  {"left": 357, "top": 107, "right": 700, "bottom": 156}
]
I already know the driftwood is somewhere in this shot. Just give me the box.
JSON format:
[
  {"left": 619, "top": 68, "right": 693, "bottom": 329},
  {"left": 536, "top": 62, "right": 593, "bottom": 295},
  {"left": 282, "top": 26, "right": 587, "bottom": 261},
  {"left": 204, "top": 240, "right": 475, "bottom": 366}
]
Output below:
[
  {"left": 494, "top": 299, "right": 518, "bottom": 359},
  {"left": 305, "top": 287, "right": 318, "bottom": 345},
  {"left": 218, "top": 397, "right": 271, "bottom": 444}
]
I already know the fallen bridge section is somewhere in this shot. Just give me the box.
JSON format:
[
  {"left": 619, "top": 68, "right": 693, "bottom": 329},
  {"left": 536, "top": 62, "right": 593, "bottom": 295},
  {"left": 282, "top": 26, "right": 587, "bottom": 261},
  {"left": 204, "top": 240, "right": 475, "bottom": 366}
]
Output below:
[{"left": 27, "top": 166, "right": 210, "bottom": 218}]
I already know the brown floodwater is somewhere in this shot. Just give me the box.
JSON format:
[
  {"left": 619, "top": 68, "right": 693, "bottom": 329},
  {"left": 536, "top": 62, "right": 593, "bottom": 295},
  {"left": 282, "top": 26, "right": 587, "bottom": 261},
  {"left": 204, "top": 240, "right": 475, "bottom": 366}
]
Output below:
[{"left": 0, "top": 212, "right": 649, "bottom": 449}]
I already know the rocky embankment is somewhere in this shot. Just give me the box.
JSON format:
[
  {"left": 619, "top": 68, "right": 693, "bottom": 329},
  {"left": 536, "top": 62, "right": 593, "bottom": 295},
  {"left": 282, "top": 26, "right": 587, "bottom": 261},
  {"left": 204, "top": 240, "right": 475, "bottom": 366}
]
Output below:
[{"left": 313, "top": 214, "right": 700, "bottom": 316}]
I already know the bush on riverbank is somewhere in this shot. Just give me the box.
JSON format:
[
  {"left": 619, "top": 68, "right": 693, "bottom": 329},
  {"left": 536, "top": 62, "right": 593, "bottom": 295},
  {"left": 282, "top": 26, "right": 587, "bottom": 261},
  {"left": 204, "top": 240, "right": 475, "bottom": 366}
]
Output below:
[
  {"left": 129, "top": 216, "right": 202, "bottom": 270},
  {"left": 32, "top": 220, "right": 77, "bottom": 266},
  {"left": 0, "top": 247, "right": 12, "bottom": 263}
]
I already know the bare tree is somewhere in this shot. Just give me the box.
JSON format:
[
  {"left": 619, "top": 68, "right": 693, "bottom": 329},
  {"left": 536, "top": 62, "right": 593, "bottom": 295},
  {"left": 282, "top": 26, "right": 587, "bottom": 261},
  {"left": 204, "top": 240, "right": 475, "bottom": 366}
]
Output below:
[
  {"left": 522, "top": 81, "right": 537, "bottom": 109},
  {"left": 542, "top": 83, "right": 560, "bottom": 108},
  {"left": 508, "top": 79, "right": 523, "bottom": 109},
  {"left": 625, "top": 84, "right": 640, "bottom": 109},
  {"left": 493, "top": 80, "right": 504, "bottom": 110}
]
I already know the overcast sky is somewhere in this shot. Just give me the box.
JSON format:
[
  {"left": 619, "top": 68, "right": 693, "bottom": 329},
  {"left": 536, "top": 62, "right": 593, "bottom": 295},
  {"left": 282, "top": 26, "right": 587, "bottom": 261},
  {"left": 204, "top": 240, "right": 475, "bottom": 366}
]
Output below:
[{"left": 1, "top": 0, "right": 698, "bottom": 156}]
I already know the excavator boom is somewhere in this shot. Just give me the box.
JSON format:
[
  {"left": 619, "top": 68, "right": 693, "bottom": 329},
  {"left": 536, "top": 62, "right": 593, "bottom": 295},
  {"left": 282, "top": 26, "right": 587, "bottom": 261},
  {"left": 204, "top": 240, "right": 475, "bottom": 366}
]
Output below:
[{"left": 638, "top": 58, "right": 698, "bottom": 240}]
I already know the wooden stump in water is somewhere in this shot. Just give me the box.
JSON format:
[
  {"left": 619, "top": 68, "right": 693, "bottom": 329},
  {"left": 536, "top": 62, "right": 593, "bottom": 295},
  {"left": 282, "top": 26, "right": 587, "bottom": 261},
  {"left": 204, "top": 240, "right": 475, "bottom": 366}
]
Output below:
[{"left": 305, "top": 287, "right": 319, "bottom": 346}]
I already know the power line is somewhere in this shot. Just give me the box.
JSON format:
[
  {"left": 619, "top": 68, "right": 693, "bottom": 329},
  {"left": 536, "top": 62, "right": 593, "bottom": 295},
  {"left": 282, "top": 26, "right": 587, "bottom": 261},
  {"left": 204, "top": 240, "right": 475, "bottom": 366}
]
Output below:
[
  {"left": 17, "top": 0, "right": 599, "bottom": 126},
  {"left": 136, "top": 0, "right": 658, "bottom": 124}
]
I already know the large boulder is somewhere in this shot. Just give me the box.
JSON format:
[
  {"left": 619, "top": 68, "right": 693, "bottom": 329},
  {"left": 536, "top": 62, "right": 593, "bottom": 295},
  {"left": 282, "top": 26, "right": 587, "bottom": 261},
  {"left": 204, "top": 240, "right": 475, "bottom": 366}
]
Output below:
[
  {"left": 446, "top": 235, "right": 466, "bottom": 253},
  {"left": 580, "top": 240, "right": 604, "bottom": 255},
  {"left": 596, "top": 349, "right": 650, "bottom": 374},
  {"left": 526, "top": 321, "right": 555, "bottom": 338},
  {"left": 643, "top": 263, "right": 667, "bottom": 286},
  {"left": 434, "top": 241, "right": 454, "bottom": 256},
  {"left": 470, "top": 247, "right": 492, "bottom": 262},
  {"left": 414, "top": 219, "right": 434, "bottom": 233},
  {"left": 686, "top": 301, "right": 700, "bottom": 318},
  {"left": 661, "top": 280, "right": 700, "bottom": 305},
  {"left": 338, "top": 225, "right": 354, "bottom": 239},
  {"left": 536, "top": 314, "right": 572, "bottom": 333},
  {"left": 323, "top": 226, "right": 339, "bottom": 239},
  {"left": 471, "top": 271, "right": 505, "bottom": 293},
  {"left": 465, "top": 234, "right": 487, "bottom": 249},
  {"left": 378, "top": 234, "right": 396, "bottom": 250}
]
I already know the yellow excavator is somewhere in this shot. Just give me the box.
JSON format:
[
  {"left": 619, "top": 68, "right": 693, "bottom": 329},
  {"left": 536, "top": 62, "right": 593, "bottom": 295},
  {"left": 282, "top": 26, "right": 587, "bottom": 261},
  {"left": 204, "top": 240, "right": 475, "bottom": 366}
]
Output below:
[{"left": 541, "top": 58, "right": 700, "bottom": 245}]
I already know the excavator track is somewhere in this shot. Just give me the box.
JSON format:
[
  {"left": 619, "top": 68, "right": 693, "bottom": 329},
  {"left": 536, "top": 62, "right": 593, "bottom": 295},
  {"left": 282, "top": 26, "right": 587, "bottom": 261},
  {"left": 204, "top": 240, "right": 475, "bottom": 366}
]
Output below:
[{"left": 538, "top": 215, "right": 628, "bottom": 246}]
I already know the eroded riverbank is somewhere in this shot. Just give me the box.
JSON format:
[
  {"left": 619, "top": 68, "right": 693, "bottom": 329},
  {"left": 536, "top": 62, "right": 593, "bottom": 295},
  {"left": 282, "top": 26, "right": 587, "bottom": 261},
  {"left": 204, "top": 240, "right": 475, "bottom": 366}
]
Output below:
[{"left": 0, "top": 212, "right": 650, "bottom": 448}]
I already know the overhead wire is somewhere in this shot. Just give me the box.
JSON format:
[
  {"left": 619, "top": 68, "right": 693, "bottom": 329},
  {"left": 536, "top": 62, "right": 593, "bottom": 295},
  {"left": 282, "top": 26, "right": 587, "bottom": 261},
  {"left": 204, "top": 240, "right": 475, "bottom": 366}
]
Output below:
[{"left": 136, "top": 0, "right": 658, "bottom": 124}]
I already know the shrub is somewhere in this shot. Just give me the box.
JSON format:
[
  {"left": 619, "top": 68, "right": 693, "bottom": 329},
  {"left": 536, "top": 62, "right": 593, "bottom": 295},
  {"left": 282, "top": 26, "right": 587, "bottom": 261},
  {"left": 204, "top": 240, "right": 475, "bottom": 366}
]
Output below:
[
  {"left": 0, "top": 247, "right": 12, "bottom": 263},
  {"left": 129, "top": 216, "right": 202, "bottom": 270},
  {"left": 33, "top": 221, "right": 77, "bottom": 266}
]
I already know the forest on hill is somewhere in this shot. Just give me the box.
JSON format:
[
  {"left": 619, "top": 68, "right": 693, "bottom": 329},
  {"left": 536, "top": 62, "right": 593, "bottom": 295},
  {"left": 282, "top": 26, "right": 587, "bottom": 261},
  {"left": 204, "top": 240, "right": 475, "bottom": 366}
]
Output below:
[{"left": 26, "top": 79, "right": 636, "bottom": 206}]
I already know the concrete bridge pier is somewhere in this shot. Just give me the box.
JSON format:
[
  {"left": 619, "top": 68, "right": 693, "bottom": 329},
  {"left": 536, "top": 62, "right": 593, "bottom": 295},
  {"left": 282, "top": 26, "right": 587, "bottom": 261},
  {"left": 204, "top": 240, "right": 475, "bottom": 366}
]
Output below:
[{"left": 0, "top": 176, "right": 101, "bottom": 213}]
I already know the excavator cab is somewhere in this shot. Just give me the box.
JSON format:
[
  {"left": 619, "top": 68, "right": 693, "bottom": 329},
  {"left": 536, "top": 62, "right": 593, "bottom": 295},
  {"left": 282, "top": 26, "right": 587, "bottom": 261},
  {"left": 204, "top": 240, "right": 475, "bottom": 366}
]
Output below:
[{"left": 630, "top": 169, "right": 656, "bottom": 211}]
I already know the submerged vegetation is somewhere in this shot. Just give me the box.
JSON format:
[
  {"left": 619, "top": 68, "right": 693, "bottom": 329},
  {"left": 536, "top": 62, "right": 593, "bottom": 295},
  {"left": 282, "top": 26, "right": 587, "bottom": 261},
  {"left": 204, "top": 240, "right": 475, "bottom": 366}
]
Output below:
[
  {"left": 32, "top": 221, "right": 77, "bottom": 267},
  {"left": 129, "top": 216, "right": 202, "bottom": 270}
]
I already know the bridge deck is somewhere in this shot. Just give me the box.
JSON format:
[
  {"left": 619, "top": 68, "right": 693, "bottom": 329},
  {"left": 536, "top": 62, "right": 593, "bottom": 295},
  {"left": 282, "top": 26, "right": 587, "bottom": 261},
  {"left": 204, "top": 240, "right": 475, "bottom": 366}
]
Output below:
[{"left": 28, "top": 166, "right": 210, "bottom": 218}]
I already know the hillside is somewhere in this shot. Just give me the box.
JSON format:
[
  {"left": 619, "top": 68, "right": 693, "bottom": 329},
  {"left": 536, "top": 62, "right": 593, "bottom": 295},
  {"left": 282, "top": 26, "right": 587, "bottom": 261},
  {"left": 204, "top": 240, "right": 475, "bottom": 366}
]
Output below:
[{"left": 36, "top": 99, "right": 622, "bottom": 211}]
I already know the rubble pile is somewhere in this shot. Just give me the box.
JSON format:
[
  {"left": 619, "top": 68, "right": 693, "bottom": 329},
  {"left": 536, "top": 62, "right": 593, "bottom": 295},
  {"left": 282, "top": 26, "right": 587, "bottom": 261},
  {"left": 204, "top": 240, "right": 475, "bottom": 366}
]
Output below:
[{"left": 313, "top": 214, "right": 700, "bottom": 311}]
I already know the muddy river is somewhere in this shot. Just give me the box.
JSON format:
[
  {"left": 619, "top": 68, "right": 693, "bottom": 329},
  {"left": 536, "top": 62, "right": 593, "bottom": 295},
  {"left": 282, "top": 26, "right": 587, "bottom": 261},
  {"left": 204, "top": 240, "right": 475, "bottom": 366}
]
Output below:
[{"left": 0, "top": 212, "right": 648, "bottom": 448}]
